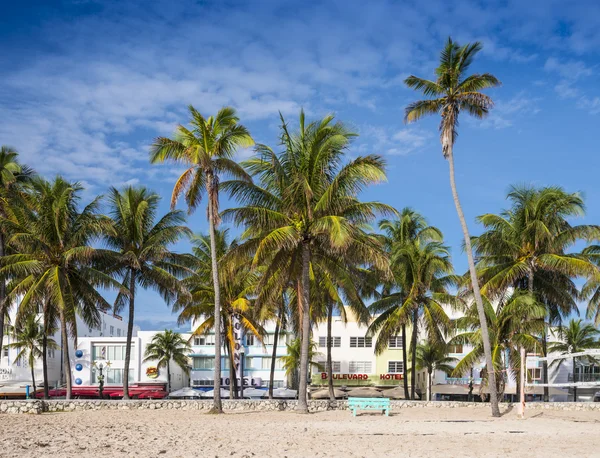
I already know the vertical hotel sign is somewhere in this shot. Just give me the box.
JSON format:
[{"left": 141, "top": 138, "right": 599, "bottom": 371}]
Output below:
[{"left": 232, "top": 313, "right": 242, "bottom": 377}]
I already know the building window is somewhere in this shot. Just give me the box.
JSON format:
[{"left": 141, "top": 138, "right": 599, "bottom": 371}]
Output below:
[
  {"left": 331, "top": 361, "right": 341, "bottom": 373},
  {"left": 192, "top": 379, "right": 213, "bottom": 387},
  {"left": 388, "top": 336, "right": 403, "bottom": 348},
  {"left": 262, "top": 380, "right": 284, "bottom": 388},
  {"left": 350, "top": 337, "right": 372, "bottom": 348},
  {"left": 246, "top": 335, "right": 255, "bottom": 346},
  {"left": 2, "top": 347, "right": 8, "bottom": 358},
  {"left": 447, "top": 344, "right": 463, "bottom": 354},
  {"left": 528, "top": 368, "right": 542, "bottom": 381},
  {"left": 388, "top": 361, "right": 404, "bottom": 374},
  {"left": 193, "top": 335, "right": 214, "bottom": 346},
  {"left": 349, "top": 361, "right": 372, "bottom": 373},
  {"left": 193, "top": 357, "right": 215, "bottom": 370},
  {"left": 93, "top": 345, "right": 134, "bottom": 361},
  {"left": 116, "top": 329, "right": 121, "bottom": 337},
  {"left": 110, "top": 325, "right": 114, "bottom": 336},
  {"left": 93, "top": 368, "right": 134, "bottom": 384},
  {"left": 47, "top": 349, "right": 55, "bottom": 359},
  {"left": 318, "top": 336, "right": 341, "bottom": 348}
]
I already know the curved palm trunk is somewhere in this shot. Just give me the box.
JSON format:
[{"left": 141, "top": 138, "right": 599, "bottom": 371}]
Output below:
[
  {"left": 229, "top": 346, "right": 238, "bottom": 399},
  {"left": 207, "top": 178, "right": 223, "bottom": 413},
  {"left": 0, "top": 232, "right": 6, "bottom": 361},
  {"left": 326, "top": 302, "right": 335, "bottom": 401},
  {"left": 123, "top": 269, "right": 136, "bottom": 400},
  {"left": 42, "top": 299, "right": 50, "bottom": 399},
  {"left": 297, "top": 242, "right": 311, "bottom": 413},
  {"left": 573, "top": 359, "right": 578, "bottom": 402},
  {"left": 402, "top": 324, "right": 409, "bottom": 399},
  {"left": 410, "top": 310, "right": 418, "bottom": 400},
  {"left": 447, "top": 147, "right": 500, "bottom": 417},
  {"left": 268, "top": 307, "right": 283, "bottom": 399},
  {"left": 58, "top": 307, "right": 72, "bottom": 400}
]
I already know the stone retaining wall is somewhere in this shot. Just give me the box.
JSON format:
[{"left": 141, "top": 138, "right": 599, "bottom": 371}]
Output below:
[{"left": 1, "top": 399, "right": 599, "bottom": 414}]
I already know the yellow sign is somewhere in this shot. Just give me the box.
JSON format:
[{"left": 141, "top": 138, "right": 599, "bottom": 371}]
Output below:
[{"left": 146, "top": 367, "right": 159, "bottom": 379}]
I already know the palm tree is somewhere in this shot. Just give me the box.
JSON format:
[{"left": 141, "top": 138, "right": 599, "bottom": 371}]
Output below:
[
  {"left": 143, "top": 330, "right": 192, "bottom": 393},
  {"left": 1, "top": 177, "right": 118, "bottom": 399},
  {"left": 549, "top": 319, "right": 600, "bottom": 401},
  {"left": 6, "top": 314, "right": 58, "bottom": 395},
  {"left": 450, "top": 290, "right": 545, "bottom": 400},
  {"left": 105, "top": 186, "right": 191, "bottom": 399},
  {"left": 223, "top": 110, "right": 392, "bottom": 412},
  {"left": 415, "top": 341, "right": 457, "bottom": 401},
  {"left": 473, "top": 185, "right": 600, "bottom": 401},
  {"left": 368, "top": 210, "right": 455, "bottom": 400},
  {"left": 150, "top": 106, "right": 254, "bottom": 413},
  {"left": 0, "top": 146, "right": 33, "bottom": 359},
  {"left": 280, "top": 338, "right": 321, "bottom": 386},
  {"left": 174, "top": 229, "right": 265, "bottom": 398},
  {"left": 404, "top": 37, "right": 502, "bottom": 416}
]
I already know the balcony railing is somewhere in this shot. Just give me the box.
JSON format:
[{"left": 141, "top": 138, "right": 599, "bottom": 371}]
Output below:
[
  {"left": 445, "top": 377, "right": 482, "bottom": 385},
  {"left": 568, "top": 373, "right": 600, "bottom": 382}
]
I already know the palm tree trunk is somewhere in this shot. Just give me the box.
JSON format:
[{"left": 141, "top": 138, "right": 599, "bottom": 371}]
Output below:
[
  {"left": 167, "top": 361, "right": 171, "bottom": 394},
  {"left": 541, "top": 331, "right": 549, "bottom": 402},
  {"left": 123, "top": 269, "right": 135, "bottom": 400},
  {"left": 297, "top": 242, "right": 311, "bottom": 413},
  {"left": 446, "top": 147, "right": 500, "bottom": 417},
  {"left": 30, "top": 355, "right": 37, "bottom": 397},
  {"left": 326, "top": 302, "right": 335, "bottom": 401},
  {"left": 229, "top": 347, "right": 238, "bottom": 399},
  {"left": 428, "top": 369, "right": 432, "bottom": 401},
  {"left": 402, "top": 323, "right": 409, "bottom": 399},
  {"left": 207, "top": 177, "right": 223, "bottom": 414},
  {"left": 410, "top": 310, "right": 418, "bottom": 400},
  {"left": 42, "top": 298, "right": 50, "bottom": 400},
  {"left": 269, "top": 306, "right": 282, "bottom": 399},
  {"left": 0, "top": 231, "right": 6, "bottom": 361},
  {"left": 58, "top": 307, "right": 72, "bottom": 400}
]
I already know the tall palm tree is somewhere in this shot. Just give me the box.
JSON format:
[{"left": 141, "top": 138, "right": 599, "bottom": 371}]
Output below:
[
  {"left": 143, "top": 330, "right": 192, "bottom": 393},
  {"left": 105, "top": 186, "right": 191, "bottom": 399},
  {"left": 549, "top": 319, "right": 600, "bottom": 401},
  {"left": 415, "top": 341, "right": 457, "bottom": 401},
  {"left": 0, "top": 146, "right": 33, "bottom": 359},
  {"left": 1, "top": 177, "right": 117, "bottom": 399},
  {"left": 404, "top": 37, "right": 502, "bottom": 416},
  {"left": 174, "top": 229, "right": 265, "bottom": 398},
  {"left": 368, "top": 210, "right": 455, "bottom": 399},
  {"left": 450, "top": 290, "right": 545, "bottom": 399},
  {"left": 6, "top": 314, "right": 58, "bottom": 395},
  {"left": 223, "top": 110, "right": 391, "bottom": 412},
  {"left": 473, "top": 185, "right": 600, "bottom": 401},
  {"left": 150, "top": 106, "right": 254, "bottom": 413}
]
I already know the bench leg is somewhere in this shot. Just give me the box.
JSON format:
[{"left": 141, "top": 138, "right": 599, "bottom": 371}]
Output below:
[
  {"left": 385, "top": 408, "right": 389, "bottom": 417},
  {"left": 352, "top": 409, "right": 357, "bottom": 417}
]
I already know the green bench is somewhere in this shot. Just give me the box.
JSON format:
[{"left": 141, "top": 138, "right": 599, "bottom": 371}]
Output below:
[{"left": 348, "top": 397, "right": 391, "bottom": 417}]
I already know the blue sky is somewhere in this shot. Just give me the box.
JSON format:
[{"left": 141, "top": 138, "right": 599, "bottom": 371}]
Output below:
[{"left": 1, "top": 0, "right": 599, "bottom": 330}]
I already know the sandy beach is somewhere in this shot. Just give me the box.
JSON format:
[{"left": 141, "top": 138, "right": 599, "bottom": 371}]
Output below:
[{"left": 1, "top": 406, "right": 599, "bottom": 458}]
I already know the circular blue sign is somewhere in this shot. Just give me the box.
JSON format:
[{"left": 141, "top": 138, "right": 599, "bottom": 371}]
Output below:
[
  {"left": 75, "top": 378, "right": 82, "bottom": 385},
  {"left": 75, "top": 350, "right": 83, "bottom": 358},
  {"left": 75, "top": 364, "right": 83, "bottom": 371}
]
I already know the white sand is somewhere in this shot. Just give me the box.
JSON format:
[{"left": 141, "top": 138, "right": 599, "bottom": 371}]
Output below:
[{"left": 1, "top": 406, "right": 599, "bottom": 457}]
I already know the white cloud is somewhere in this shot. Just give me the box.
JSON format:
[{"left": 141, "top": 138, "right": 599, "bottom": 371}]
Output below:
[
  {"left": 358, "top": 125, "right": 432, "bottom": 156},
  {"left": 476, "top": 92, "right": 541, "bottom": 129}
]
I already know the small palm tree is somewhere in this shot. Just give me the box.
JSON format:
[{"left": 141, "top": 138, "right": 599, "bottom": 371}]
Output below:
[
  {"left": 280, "top": 338, "right": 321, "bottom": 388},
  {"left": 105, "top": 186, "right": 191, "bottom": 399},
  {"left": 0, "top": 146, "right": 33, "bottom": 359},
  {"left": 415, "top": 341, "right": 457, "bottom": 401},
  {"left": 143, "top": 330, "right": 191, "bottom": 393},
  {"left": 7, "top": 314, "right": 58, "bottom": 395},
  {"left": 549, "top": 319, "right": 600, "bottom": 401},
  {"left": 150, "top": 106, "right": 254, "bottom": 413},
  {"left": 404, "top": 37, "right": 502, "bottom": 416}
]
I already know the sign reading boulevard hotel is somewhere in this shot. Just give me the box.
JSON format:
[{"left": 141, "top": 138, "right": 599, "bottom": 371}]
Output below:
[{"left": 321, "top": 373, "right": 403, "bottom": 380}]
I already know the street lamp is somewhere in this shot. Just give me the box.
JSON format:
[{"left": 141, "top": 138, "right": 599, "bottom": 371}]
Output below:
[
  {"left": 92, "top": 360, "right": 111, "bottom": 399},
  {"left": 240, "top": 347, "right": 246, "bottom": 399}
]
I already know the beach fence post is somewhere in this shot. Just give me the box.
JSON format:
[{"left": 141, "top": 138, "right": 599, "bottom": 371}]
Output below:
[{"left": 518, "top": 347, "right": 525, "bottom": 419}]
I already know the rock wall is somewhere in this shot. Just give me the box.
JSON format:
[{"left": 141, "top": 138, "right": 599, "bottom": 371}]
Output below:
[{"left": 1, "top": 399, "right": 599, "bottom": 414}]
